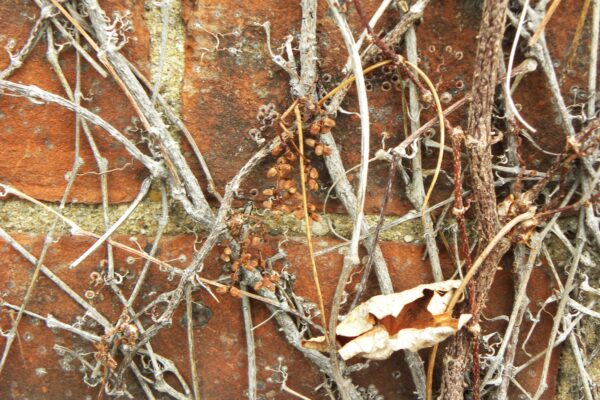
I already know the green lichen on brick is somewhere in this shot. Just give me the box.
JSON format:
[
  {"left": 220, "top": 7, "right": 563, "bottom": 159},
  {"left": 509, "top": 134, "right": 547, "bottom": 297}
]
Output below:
[
  {"left": 0, "top": 198, "right": 426, "bottom": 242},
  {"left": 0, "top": 198, "right": 189, "bottom": 235}
]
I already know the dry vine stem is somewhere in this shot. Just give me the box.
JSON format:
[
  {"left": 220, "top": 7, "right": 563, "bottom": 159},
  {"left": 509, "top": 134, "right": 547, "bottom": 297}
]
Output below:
[
  {"left": 426, "top": 211, "right": 535, "bottom": 400},
  {"left": 1, "top": 0, "right": 599, "bottom": 398}
]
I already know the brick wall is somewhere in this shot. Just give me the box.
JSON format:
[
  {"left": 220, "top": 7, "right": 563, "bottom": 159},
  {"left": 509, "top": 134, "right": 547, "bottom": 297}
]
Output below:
[{"left": 0, "top": 0, "right": 595, "bottom": 399}]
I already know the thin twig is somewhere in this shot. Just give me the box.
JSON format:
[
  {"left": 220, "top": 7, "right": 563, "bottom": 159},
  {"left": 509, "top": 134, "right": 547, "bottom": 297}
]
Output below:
[
  {"left": 531, "top": 210, "right": 586, "bottom": 400},
  {"left": 69, "top": 178, "right": 152, "bottom": 269},
  {"left": 528, "top": 0, "right": 563, "bottom": 46},
  {"left": 128, "top": 182, "right": 169, "bottom": 306},
  {"left": 403, "top": 26, "right": 444, "bottom": 283},
  {"left": 295, "top": 105, "right": 328, "bottom": 337},
  {"left": 0, "top": 6, "right": 50, "bottom": 80},
  {"left": 506, "top": 0, "right": 536, "bottom": 132},
  {"left": 0, "top": 79, "right": 163, "bottom": 176},
  {"left": 186, "top": 286, "right": 202, "bottom": 400},
  {"left": 0, "top": 60, "right": 86, "bottom": 374},
  {"left": 240, "top": 283, "right": 256, "bottom": 400},
  {"left": 151, "top": 0, "right": 170, "bottom": 104},
  {"left": 326, "top": 0, "right": 371, "bottom": 265},
  {"left": 298, "top": 0, "right": 318, "bottom": 100},
  {"left": 428, "top": 212, "right": 534, "bottom": 400}
]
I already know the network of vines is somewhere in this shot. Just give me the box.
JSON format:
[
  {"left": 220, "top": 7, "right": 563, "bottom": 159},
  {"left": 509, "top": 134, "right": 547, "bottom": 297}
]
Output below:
[{"left": 0, "top": 0, "right": 600, "bottom": 400}]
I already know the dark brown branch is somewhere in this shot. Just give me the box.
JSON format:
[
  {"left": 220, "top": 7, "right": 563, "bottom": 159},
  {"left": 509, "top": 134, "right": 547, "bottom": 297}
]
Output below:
[{"left": 440, "top": 1, "right": 510, "bottom": 399}]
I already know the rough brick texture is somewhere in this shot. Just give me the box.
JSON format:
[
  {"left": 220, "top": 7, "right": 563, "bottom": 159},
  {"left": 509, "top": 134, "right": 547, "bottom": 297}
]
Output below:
[
  {"left": 0, "top": 0, "right": 594, "bottom": 398},
  {"left": 0, "top": 234, "right": 558, "bottom": 399},
  {"left": 0, "top": 0, "right": 149, "bottom": 203}
]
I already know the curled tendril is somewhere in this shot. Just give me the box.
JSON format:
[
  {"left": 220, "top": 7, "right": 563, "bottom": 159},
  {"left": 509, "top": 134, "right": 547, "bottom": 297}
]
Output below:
[{"left": 396, "top": 138, "right": 420, "bottom": 160}]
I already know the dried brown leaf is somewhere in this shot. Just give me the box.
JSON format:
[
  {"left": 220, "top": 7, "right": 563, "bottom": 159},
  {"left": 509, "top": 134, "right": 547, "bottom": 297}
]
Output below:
[{"left": 303, "top": 280, "right": 471, "bottom": 360}]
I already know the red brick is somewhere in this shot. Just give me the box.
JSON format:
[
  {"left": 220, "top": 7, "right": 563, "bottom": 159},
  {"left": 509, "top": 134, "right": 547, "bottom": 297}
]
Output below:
[
  {"left": 180, "top": 0, "right": 484, "bottom": 215},
  {"left": 0, "top": 0, "right": 150, "bottom": 203},
  {"left": 0, "top": 233, "right": 558, "bottom": 398}
]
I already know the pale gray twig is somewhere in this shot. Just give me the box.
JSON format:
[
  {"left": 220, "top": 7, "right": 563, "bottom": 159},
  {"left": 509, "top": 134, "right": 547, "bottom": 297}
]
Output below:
[
  {"left": 69, "top": 177, "right": 152, "bottom": 269},
  {"left": 128, "top": 182, "right": 169, "bottom": 307},
  {"left": 531, "top": 210, "right": 586, "bottom": 400},
  {"left": 404, "top": 26, "right": 443, "bottom": 284},
  {"left": 326, "top": 0, "right": 371, "bottom": 266},
  {"left": 298, "top": 0, "right": 318, "bottom": 101},
  {"left": 0, "top": 79, "right": 164, "bottom": 176},
  {"left": 186, "top": 286, "right": 201, "bottom": 400},
  {"left": 151, "top": 0, "right": 170, "bottom": 104},
  {"left": 83, "top": 0, "right": 214, "bottom": 226},
  {"left": 505, "top": 0, "right": 536, "bottom": 132},
  {"left": 241, "top": 283, "right": 257, "bottom": 400},
  {"left": 0, "top": 6, "right": 50, "bottom": 80}
]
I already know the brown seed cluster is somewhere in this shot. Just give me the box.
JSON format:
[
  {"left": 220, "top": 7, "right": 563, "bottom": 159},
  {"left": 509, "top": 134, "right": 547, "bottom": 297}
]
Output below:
[
  {"left": 261, "top": 116, "right": 337, "bottom": 223},
  {"left": 217, "top": 214, "right": 281, "bottom": 295},
  {"left": 94, "top": 312, "right": 139, "bottom": 374}
]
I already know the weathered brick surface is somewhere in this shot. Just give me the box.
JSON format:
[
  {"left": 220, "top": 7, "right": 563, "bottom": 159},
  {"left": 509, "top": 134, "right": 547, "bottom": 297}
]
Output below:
[
  {"left": 0, "top": 0, "right": 591, "bottom": 398},
  {"left": 0, "top": 234, "right": 558, "bottom": 399},
  {"left": 512, "top": 0, "right": 600, "bottom": 167},
  {"left": 0, "top": 0, "right": 149, "bottom": 203},
  {"left": 181, "top": 0, "right": 481, "bottom": 215}
]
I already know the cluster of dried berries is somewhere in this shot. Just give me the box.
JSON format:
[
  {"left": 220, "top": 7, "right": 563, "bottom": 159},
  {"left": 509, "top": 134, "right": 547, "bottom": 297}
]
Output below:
[
  {"left": 262, "top": 116, "right": 337, "bottom": 223},
  {"left": 217, "top": 214, "right": 281, "bottom": 294},
  {"left": 94, "top": 312, "right": 139, "bottom": 372}
]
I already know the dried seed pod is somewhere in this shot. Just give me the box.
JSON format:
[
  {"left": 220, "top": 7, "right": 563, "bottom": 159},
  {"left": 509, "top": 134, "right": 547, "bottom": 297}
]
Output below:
[
  {"left": 216, "top": 286, "right": 229, "bottom": 294},
  {"left": 284, "top": 151, "right": 297, "bottom": 162},
  {"left": 309, "top": 123, "right": 321, "bottom": 135},
  {"left": 220, "top": 253, "right": 231, "bottom": 262},
  {"left": 308, "top": 203, "right": 316, "bottom": 212},
  {"left": 314, "top": 144, "right": 324, "bottom": 156},
  {"left": 223, "top": 247, "right": 232, "bottom": 255},
  {"left": 280, "top": 204, "right": 291, "bottom": 213},
  {"left": 281, "top": 179, "right": 294, "bottom": 190},
  {"left": 262, "top": 199, "right": 273, "bottom": 209},
  {"left": 311, "top": 212, "right": 321, "bottom": 222},
  {"left": 323, "top": 117, "right": 336, "bottom": 128},
  {"left": 271, "top": 144, "right": 284, "bottom": 156},
  {"left": 278, "top": 163, "right": 292, "bottom": 174},
  {"left": 322, "top": 146, "right": 332, "bottom": 156},
  {"left": 305, "top": 138, "right": 317, "bottom": 148},
  {"left": 267, "top": 167, "right": 278, "bottom": 178},
  {"left": 277, "top": 156, "right": 287, "bottom": 164},
  {"left": 420, "top": 90, "right": 433, "bottom": 104},
  {"left": 231, "top": 261, "right": 240, "bottom": 272},
  {"left": 308, "top": 179, "right": 319, "bottom": 191},
  {"left": 288, "top": 187, "right": 297, "bottom": 194},
  {"left": 309, "top": 168, "right": 319, "bottom": 179},
  {"left": 262, "top": 188, "right": 274, "bottom": 196}
]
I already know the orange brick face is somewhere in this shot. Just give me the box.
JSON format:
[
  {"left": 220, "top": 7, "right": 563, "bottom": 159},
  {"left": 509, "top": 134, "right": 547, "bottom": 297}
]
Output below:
[
  {"left": 0, "top": 0, "right": 591, "bottom": 398},
  {"left": 0, "top": 234, "right": 559, "bottom": 398},
  {"left": 0, "top": 0, "right": 150, "bottom": 203}
]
